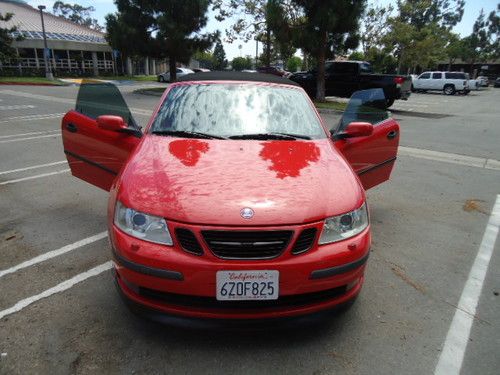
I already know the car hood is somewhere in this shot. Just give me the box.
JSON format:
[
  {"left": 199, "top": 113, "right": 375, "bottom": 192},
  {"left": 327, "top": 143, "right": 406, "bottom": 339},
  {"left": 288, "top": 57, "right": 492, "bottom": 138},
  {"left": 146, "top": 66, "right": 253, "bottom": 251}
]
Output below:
[{"left": 118, "top": 136, "right": 364, "bottom": 226}]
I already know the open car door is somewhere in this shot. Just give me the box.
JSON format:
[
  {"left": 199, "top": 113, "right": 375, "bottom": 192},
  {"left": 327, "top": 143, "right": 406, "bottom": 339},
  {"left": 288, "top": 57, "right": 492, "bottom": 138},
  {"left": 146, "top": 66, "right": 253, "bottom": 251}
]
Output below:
[
  {"left": 333, "top": 89, "right": 400, "bottom": 190},
  {"left": 61, "top": 81, "right": 142, "bottom": 191}
]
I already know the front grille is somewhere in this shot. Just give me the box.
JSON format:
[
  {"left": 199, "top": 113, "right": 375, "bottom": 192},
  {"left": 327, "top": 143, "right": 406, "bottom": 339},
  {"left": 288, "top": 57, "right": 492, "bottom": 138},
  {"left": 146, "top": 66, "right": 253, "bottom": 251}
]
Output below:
[
  {"left": 175, "top": 228, "right": 203, "bottom": 255},
  {"left": 291, "top": 228, "right": 317, "bottom": 254},
  {"left": 138, "top": 285, "right": 347, "bottom": 309},
  {"left": 202, "top": 230, "right": 293, "bottom": 259}
]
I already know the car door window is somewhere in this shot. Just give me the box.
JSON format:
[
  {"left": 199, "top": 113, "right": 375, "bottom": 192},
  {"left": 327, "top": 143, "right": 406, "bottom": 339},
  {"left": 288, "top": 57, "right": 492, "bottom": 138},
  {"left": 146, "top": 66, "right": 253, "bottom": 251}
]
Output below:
[
  {"left": 75, "top": 80, "right": 138, "bottom": 128},
  {"left": 337, "top": 88, "right": 390, "bottom": 132},
  {"left": 432, "top": 73, "right": 442, "bottom": 79},
  {"left": 419, "top": 73, "right": 431, "bottom": 79},
  {"left": 325, "top": 62, "right": 335, "bottom": 73},
  {"left": 359, "top": 63, "right": 373, "bottom": 74},
  {"left": 176, "top": 68, "right": 183, "bottom": 73},
  {"left": 333, "top": 62, "right": 357, "bottom": 74}
]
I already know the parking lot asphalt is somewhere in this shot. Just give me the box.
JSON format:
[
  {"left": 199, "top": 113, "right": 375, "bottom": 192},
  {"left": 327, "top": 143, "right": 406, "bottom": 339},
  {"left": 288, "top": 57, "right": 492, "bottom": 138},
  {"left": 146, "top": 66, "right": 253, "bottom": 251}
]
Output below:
[{"left": 0, "top": 84, "right": 499, "bottom": 374}]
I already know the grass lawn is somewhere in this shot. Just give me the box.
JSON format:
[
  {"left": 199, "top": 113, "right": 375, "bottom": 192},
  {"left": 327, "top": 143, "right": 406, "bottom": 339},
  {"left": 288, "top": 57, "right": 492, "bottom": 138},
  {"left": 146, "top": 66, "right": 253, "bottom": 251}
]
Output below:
[
  {"left": 313, "top": 100, "right": 347, "bottom": 111},
  {"left": 133, "top": 87, "right": 166, "bottom": 96},
  {"left": 94, "top": 75, "right": 157, "bottom": 81},
  {"left": 0, "top": 76, "right": 66, "bottom": 85}
]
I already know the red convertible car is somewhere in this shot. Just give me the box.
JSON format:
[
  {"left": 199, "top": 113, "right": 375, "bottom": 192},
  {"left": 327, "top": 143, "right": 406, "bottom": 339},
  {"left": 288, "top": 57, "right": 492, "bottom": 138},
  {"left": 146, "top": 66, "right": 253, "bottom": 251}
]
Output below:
[{"left": 61, "top": 72, "right": 399, "bottom": 322}]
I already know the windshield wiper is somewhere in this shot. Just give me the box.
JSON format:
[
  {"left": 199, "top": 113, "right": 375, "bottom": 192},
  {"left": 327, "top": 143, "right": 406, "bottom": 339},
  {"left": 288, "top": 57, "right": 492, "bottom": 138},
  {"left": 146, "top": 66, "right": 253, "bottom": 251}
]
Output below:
[
  {"left": 228, "top": 132, "right": 310, "bottom": 140},
  {"left": 151, "top": 130, "right": 226, "bottom": 140},
  {"left": 271, "top": 132, "right": 312, "bottom": 140}
]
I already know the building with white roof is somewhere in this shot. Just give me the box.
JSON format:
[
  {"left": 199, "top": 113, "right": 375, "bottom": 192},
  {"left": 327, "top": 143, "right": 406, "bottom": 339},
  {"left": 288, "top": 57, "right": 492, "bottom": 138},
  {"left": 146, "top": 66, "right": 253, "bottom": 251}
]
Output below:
[{"left": 0, "top": 0, "right": 121, "bottom": 76}]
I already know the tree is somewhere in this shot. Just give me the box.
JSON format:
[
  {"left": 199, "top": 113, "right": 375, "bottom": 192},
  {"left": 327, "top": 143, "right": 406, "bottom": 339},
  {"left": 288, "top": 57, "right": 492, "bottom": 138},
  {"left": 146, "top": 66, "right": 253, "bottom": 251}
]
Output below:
[
  {"left": 53, "top": 2, "right": 103, "bottom": 31},
  {"left": 444, "top": 32, "right": 465, "bottom": 70},
  {"left": 486, "top": 4, "right": 499, "bottom": 59},
  {"left": 382, "top": 0, "right": 465, "bottom": 73},
  {"left": 349, "top": 51, "right": 365, "bottom": 61},
  {"left": 231, "top": 56, "right": 253, "bottom": 71},
  {"left": 212, "top": 0, "right": 272, "bottom": 66},
  {"left": 286, "top": 56, "right": 302, "bottom": 72},
  {"left": 397, "top": 0, "right": 465, "bottom": 31},
  {"left": 106, "top": 1, "right": 217, "bottom": 82},
  {"left": 213, "top": 41, "right": 228, "bottom": 70},
  {"left": 0, "top": 12, "right": 20, "bottom": 62},
  {"left": 361, "top": 4, "right": 393, "bottom": 54},
  {"left": 213, "top": 0, "right": 301, "bottom": 67},
  {"left": 270, "top": 0, "right": 365, "bottom": 101},
  {"left": 457, "top": 4, "right": 499, "bottom": 72},
  {"left": 194, "top": 50, "right": 215, "bottom": 69}
]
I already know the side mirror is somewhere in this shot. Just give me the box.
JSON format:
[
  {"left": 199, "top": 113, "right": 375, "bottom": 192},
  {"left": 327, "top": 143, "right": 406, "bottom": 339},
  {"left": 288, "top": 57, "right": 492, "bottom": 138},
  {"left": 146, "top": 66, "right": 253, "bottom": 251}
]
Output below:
[
  {"left": 337, "top": 122, "right": 374, "bottom": 139},
  {"left": 97, "top": 115, "right": 127, "bottom": 132}
]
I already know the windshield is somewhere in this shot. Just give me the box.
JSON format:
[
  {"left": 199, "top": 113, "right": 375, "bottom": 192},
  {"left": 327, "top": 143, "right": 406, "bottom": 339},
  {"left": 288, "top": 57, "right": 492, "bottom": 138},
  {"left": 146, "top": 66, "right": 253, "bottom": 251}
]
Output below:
[{"left": 150, "top": 83, "right": 326, "bottom": 139}]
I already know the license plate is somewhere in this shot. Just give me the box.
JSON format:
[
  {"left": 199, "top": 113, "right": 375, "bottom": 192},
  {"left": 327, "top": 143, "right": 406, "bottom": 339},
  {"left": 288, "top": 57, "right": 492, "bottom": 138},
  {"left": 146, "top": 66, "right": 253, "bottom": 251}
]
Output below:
[{"left": 216, "top": 270, "right": 279, "bottom": 301}]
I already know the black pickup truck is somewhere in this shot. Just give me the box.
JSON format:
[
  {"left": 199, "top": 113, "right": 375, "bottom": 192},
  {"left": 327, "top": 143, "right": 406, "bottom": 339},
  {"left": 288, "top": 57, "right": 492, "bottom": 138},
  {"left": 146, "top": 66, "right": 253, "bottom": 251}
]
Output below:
[{"left": 289, "top": 60, "right": 411, "bottom": 107}]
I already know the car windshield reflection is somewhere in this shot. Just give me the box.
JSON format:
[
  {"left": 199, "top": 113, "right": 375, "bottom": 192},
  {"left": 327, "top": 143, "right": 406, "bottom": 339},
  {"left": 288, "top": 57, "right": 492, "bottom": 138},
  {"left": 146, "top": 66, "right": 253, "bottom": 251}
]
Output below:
[{"left": 151, "top": 83, "right": 327, "bottom": 140}]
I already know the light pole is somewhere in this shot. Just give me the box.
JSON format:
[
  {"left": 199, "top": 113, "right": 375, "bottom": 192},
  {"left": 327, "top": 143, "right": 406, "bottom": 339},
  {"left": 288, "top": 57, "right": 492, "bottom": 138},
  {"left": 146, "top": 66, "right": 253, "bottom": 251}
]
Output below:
[
  {"left": 255, "top": 38, "right": 259, "bottom": 68},
  {"left": 38, "top": 5, "right": 53, "bottom": 80}
]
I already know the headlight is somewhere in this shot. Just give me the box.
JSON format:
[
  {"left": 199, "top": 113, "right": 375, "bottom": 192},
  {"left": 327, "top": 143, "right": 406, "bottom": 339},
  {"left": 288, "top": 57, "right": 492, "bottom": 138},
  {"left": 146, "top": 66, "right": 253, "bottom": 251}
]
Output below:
[
  {"left": 114, "top": 201, "right": 173, "bottom": 245},
  {"left": 318, "top": 203, "right": 369, "bottom": 244}
]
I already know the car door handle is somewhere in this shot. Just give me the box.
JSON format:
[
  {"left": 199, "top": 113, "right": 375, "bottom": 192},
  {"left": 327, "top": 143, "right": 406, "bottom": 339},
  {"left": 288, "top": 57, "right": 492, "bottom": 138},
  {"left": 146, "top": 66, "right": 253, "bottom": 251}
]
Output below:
[
  {"left": 387, "top": 130, "right": 398, "bottom": 139},
  {"left": 66, "top": 123, "right": 77, "bottom": 133}
]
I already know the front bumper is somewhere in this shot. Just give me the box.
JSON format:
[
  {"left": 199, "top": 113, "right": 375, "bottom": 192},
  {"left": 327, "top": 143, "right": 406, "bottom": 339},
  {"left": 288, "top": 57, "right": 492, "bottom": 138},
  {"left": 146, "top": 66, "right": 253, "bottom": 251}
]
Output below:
[{"left": 110, "top": 220, "right": 371, "bottom": 320}]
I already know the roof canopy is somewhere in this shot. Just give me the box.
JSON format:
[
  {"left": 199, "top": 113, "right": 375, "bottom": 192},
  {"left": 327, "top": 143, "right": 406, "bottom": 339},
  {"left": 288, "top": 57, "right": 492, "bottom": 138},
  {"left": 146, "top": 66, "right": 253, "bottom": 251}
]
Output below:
[{"left": 0, "top": 0, "right": 106, "bottom": 44}]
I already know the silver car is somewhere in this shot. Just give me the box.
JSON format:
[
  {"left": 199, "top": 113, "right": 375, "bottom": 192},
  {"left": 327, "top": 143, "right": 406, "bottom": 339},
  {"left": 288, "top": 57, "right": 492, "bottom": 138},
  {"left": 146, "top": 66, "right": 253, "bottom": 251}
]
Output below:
[{"left": 158, "top": 67, "right": 194, "bottom": 82}]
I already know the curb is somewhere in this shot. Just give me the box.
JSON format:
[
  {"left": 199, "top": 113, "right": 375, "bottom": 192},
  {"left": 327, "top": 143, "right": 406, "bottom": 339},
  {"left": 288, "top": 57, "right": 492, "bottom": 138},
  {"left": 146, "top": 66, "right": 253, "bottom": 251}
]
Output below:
[
  {"left": 316, "top": 108, "right": 343, "bottom": 114},
  {"left": 0, "top": 82, "right": 68, "bottom": 86},
  {"left": 134, "top": 88, "right": 165, "bottom": 96}
]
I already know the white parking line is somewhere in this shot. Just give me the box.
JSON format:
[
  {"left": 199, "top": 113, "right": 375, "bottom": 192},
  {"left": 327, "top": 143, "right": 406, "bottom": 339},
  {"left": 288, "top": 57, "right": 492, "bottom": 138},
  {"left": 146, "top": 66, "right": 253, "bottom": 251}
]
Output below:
[
  {"left": 0, "top": 105, "right": 36, "bottom": 110},
  {"left": 0, "top": 232, "right": 107, "bottom": 279},
  {"left": 399, "top": 146, "right": 500, "bottom": 171},
  {"left": 0, "top": 161, "right": 66, "bottom": 175},
  {"left": 0, "top": 169, "right": 70, "bottom": 185},
  {"left": 0, "top": 134, "right": 59, "bottom": 143},
  {"left": 435, "top": 195, "right": 500, "bottom": 375},
  {"left": 0, "top": 262, "right": 112, "bottom": 320},
  {"left": 0, "top": 130, "right": 60, "bottom": 139},
  {"left": 0, "top": 90, "right": 73, "bottom": 104},
  {"left": 0, "top": 90, "right": 151, "bottom": 117},
  {"left": 0, "top": 113, "right": 64, "bottom": 124}
]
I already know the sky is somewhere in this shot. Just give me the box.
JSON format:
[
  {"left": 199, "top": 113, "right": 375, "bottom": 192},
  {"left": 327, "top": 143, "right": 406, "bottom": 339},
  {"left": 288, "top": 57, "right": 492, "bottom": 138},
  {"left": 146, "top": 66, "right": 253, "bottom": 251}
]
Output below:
[{"left": 26, "top": 0, "right": 499, "bottom": 60}]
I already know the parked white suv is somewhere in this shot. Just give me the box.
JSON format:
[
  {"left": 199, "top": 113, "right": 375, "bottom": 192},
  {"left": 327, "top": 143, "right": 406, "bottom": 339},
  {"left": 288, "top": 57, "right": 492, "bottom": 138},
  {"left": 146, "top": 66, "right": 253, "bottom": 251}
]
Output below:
[{"left": 412, "top": 71, "right": 469, "bottom": 95}]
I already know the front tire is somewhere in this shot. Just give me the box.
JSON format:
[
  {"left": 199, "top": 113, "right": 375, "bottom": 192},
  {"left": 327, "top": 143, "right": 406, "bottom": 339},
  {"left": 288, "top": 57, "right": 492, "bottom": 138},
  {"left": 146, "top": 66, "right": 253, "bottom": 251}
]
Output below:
[
  {"left": 386, "top": 98, "right": 395, "bottom": 108},
  {"left": 443, "top": 84, "right": 455, "bottom": 95}
]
